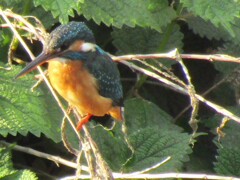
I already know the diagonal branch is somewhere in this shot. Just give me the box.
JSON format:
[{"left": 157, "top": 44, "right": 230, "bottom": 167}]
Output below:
[
  {"left": 0, "top": 141, "right": 89, "bottom": 172},
  {"left": 120, "top": 60, "right": 240, "bottom": 124},
  {"left": 0, "top": 9, "right": 81, "bottom": 140},
  {"left": 113, "top": 51, "right": 240, "bottom": 63}
]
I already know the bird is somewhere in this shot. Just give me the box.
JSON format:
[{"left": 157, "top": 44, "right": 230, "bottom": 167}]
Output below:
[{"left": 15, "top": 21, "right": 124, "bottom": 130}]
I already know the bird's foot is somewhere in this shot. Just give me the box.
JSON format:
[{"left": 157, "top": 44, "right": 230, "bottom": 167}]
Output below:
[{"left": 76, "top": 113, "right": 92, "bottom": 130}]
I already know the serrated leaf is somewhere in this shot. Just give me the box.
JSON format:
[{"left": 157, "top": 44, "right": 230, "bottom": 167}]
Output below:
[
  {"left": 89, "top": 124, "right": 130, "bottom": 171},
  {"left": 2, "top": 170, "right": 38, "bottom": 180},
  {"left": 202, "top": 107, "right": 240, "bottom": 151},
  {"left": 214, "top": 42, "right": 240, "bottom": 75},
  {"left": 0, "top": 145, "right": 16, "bottom": 178},
  {"left": 88, "top": 98, "right": 185, "bottom": 171},
  {"left": 0, "top": 63, "right": 62, "bottom": 142},
  {"left": 30, "top": 5, "right": 57, "bottom": 29},
  {"left": 181, "top": 0, "right": 240, "bottom": 36},
  {"left": 0, "top": 0, "right": 25, "bottom": 13},
  {"left": 215, "top": 115, "right": 240, "bottom": 151},
  {"left": 124, "top": 127, "right": 191, "bottom": 172},
  {"left": 0, "top": 145, "right": 37, "bottom": 180},
  {"left": 186, "top": 15, "right": 229, "bottom": 41},
  {"left": 112, "top": 24, "right": 183, "bottom": 54},
  {"left": 0, "top": 0, "right": 57, "bottom": 29},
  {"left": 214, "top": 148, "right": 240, "bottom": 176},
  {"left": 125, "top": 98, "right": 183, "bottom": 132},
  {"left": 80, "top": 0, "right": 176, "bottom": 32},
  {"left": 33, "top": 0, "right": 82, "bottom": 23},
  {"left": 112, "top": 24, "right": 183, "bottom": 67},
  {"left": 205, "top": 107, "right": 240, "bottom": 177}
]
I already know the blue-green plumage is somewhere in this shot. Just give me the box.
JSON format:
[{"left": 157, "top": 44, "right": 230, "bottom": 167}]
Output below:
[
  {"left": 45, "top": 21, "right": 95, "bottom": 52},
  {"left": 59, "top": 46, "right": 123, "bottom": 107},
  {"left": 85, "top": 47, "right": 123, "bottom": 106}
]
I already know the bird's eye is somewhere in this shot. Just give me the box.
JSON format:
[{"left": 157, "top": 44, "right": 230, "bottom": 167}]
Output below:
[{"left": 60, "top": 44, "right": 68, "bottom": 51}]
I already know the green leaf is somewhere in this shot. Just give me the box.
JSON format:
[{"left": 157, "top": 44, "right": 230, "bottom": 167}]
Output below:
[
  {"left": 89, "top": 124, "right": 130, "bottom": 171},
  {"left": 181, "top": 0, "right": 240, "bottom": 36},
  {"left": 0, "top": 0, "right": 57, "bottom": 28},
  {"left": 112, "top": 24, "right": 183, "bottom": 66},
  {"left": 214, "top": 112, "right": 240, "bottom": 150},
  {"left": 0, "top": 144, "right": 37, "bottom": 180},
  {"left": 0, "top": 63, "right": 62, "bottom": 142},
  {"left": 2, "top": 170, "right": 38, "bottom": 180},
  {"left": 30, "top": 5, "right": 58, "bottom": 28},
  {"left": 33, "top": 0, "right": 82, "bottom": 23},
  {"left": 0, "top": 145, "right": 16, "bottom": 178},
  {"left": 112, "top": 24, "right": 183, "bottom": 54},
  {"left": 202, "top": 108, "right": 240, "bottom": 176},
  {"left": 124, "top": 127, "right": 192, "bottom": 172},
  {"left": 214, "top": 148, "right": 240, "bottom": 176},
  {"left": 80, "top": 0, "right": 176, "bottom": 32},
  {"left": 186, "top": 15, "right": 229, "bottom": 41},
  {"left": 88, "top": 98, "right": 185, "bottom": 171},
  {"left": 213, "top": 42, "right": 240, "bottom": 75},
  {"left": 124, "top": 98, "right": 183, "bottom": 132},
  {"left": 202, "top": 107, "right": 240, "bottom": 137}
]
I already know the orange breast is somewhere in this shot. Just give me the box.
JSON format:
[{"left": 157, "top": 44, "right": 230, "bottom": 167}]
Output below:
[{"left": 48, "top": 59, "right": 114, "bottom": 117}]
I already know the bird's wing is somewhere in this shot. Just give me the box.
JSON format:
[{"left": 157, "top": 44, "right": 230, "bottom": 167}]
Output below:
[{"left": 85, "top": 47, "right": 123, "bottom": 106}]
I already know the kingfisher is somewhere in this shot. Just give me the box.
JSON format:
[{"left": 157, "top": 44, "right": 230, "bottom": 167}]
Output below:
[{"left": 15, "top": 21, "right": 123, "bottom": 130}]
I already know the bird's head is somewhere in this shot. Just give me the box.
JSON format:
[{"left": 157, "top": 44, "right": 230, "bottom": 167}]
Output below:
[{"left": 15, "top": 21, "right": 95, "bottom": 78}]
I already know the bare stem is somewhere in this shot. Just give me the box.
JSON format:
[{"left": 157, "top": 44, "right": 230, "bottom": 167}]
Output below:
[
  {"left": 113, "top": 51, "right": 240, "bottom": 63},
  {"left": 0, "top": 141, "right": 89, "bottom": 172},
  {"left": 121, "top": 60, "right": 240, "bottom": 124},
  {"left": 0, "top": 9, "right": 81, "bottom": 140},
  {"left": 61, "top": 172, "right": 240, "bottom": 180}
]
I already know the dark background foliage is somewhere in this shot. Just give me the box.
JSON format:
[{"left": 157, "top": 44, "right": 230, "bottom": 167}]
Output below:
[{"left": 0, "top": 0, "right": 240, "bottom": 179}]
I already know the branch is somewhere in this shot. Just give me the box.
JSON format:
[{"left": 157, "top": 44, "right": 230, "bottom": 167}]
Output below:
[
  {"left": 0, "top": 141, "right": 89, "bottom": 172},
  {"left": 176, "top": 50, "right": 199, "bottom": 138},
  {"left": 0, "top": 9, "right": 81, "bottom": 141},
  {"left": 2, "top": 140, "right": 239, "bottom": 180},
  {"left": 113, "top": 51, "right": 240, "bottom": 63},
  {"left": 119, "top": 156, "right": 171, "bottom": 178},
  {"left": 120, "top": 60, "right": 240, "bottom": 124},
  {"left": 60, "top": 172, "right": 240, "bottom": 180}
]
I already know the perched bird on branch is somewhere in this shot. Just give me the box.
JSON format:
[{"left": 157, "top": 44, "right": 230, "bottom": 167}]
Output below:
[{"left": 16, "top": 21, "right": 123, "bottom": 129}]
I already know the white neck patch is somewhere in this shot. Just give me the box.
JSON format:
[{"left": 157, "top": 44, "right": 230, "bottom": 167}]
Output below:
[{"left": 81, "top": 42, "right": 96, "bottom": 52}]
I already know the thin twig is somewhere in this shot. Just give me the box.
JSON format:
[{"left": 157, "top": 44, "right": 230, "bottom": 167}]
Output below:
[
  {"left": 175, "top": 49, "right": 199, "bottom": 138},
  {"left": 121, "top": 60, "right": 240, "bottom": 124},
  {"left": 0, "top": 23, "right": 35, "bottom": 38},
  {"left": 3, "top": 9, "right": 46, "bottom": 42},
  {"left": 60, "top": 172, "right": 240, "bottom": 180},
  {"left": 83, "top": 125, "right": 113, "bottom": 180},
  {"left": 0, "top": 9, "right": 81, "bottom": 140},
  {"left": 120, "top": 156, "right": 171, "bottom": 178},
  {"left": 72, "top": 109, "right": 97, "bottom": 179},
  {"left": 134, "top": 58, "right": 186, "bottom": 88},
  {"left": 2, "top": 140, "right": 239, "bottom": 180},
  {"left": 173, "top": 76, "right": 228, "bottom": 121},
  {"left": 61, "top": 115, "right": 79, "bottom": 156},
  {"left": 113, "top": 52, "right": 240, "bottom": 63},
  {"left": 0, "top": 141, "right": 89, "bottom": 172}
]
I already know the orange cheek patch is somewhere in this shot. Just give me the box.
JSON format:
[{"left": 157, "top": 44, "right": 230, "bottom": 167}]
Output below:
[{"left": 68, "top": 40, "right": 83, "bottom": 51}]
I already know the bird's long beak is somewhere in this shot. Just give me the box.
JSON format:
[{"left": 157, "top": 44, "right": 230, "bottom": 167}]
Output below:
[{"left": 15, "top": 52, "right": 58, "bottom": 78}]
